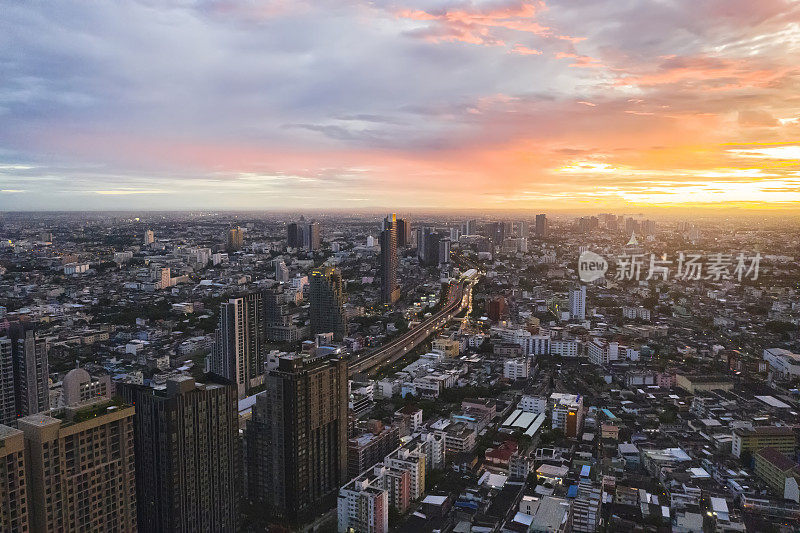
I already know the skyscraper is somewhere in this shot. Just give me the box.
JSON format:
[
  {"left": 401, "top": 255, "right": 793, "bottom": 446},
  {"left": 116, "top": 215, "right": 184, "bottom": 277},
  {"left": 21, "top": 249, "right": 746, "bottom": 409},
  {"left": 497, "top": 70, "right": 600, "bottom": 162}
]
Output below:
[
  {"left": 119, "top": 376, "right": 239, "bottom": 533},
  {"left": 0, "top": 327, "right": 50, "bottom": 425},
  {"left": 438, "top": 236, "right": 451, "bottom": 267},
  {"left": 535, "top": 214, "right": 548, "bottom": 237},
  {"left": 245, "top": 354, "right": 348, "bottom": 520},
  {"left": 485, "top": 221, "right": 505, "bottom": 246},
  {"left": 310, "top": 266, "right": 347, "bottom": 340},
  {"left": 307, "top": 221, "right": 322, "bottom": 251},
  {"left": 226, "top": 226, "right": 244, "bottom": 252},
  {"left": 143, "top": 229, "right": 155, "bottom": 246},
  {"left": 423, "top": 230, "right": 441, "bottom": 267},
  {"left": 396, "top": 217, "right": 411, "bottom": 247},
  {"left": 211, "top": 292, "right": 266, "bottom": 398},
  {"left": 569, "top": 285, "right": 587, "bottom": 321},
  {"left": 17, "top": 402, "right": 138, "bottom": 532},
  {"left": 380, "top": 213, "right": 400, "bottom": 304},
  {"left": 287, "top": 222, "right": 301, "bottom": 248}
]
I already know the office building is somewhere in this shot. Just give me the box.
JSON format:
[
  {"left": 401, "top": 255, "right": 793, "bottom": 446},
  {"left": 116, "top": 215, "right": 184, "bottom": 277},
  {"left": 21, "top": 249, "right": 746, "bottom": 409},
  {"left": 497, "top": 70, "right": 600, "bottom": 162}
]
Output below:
[
  {"left": 535, "top": 214, "right": 548, "bottom": 237},
  {"left": 143, "top": 229, "right": 155, "bottom": 246},
  {"left": 18, "top": 402, "right": 137, "bottom": 532},
  {"left": 422, "top": 230, "right": 442, "bottom": 267},
  {"left": 396, "top": 217, "right": 411, "bottom": 247},
  {"left": 226, "top": 226, "right": 243, "bottom": 252},
  {"left": 0, "top": 425, "right": 28, "bottom": 532},
  {"left": 245, "top": 354, "right": 349, "bottom": 519},
  {"left": 569, "top": 285, "right": 586, "bottom": 321},
  {"left": 485, "top": 221, "right": 505, "bottom": 246},
  {"left": 211, "top": 292, "right": 266, "bottom": 398},
  {"left": 0, "top": 327, "right": 50, "bottom": 426},
  {"left": 380, "top": 214, "right": 400, "bottom": 304},
  {"left": 119, "top": 376, "right": 238, "bottom": 533},
  {"left": 310, "top": 267, "right": 347, "bottom": 340},
  {"left": 287, "top": 222, "right": 301, "bottom": 248}
]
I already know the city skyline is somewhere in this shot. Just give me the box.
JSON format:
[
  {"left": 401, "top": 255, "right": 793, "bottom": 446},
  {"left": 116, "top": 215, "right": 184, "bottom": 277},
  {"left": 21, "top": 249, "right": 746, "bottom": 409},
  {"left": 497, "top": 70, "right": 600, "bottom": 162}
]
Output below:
[{"left": 2, "top": 0, "right": 800, "bottom": 211}]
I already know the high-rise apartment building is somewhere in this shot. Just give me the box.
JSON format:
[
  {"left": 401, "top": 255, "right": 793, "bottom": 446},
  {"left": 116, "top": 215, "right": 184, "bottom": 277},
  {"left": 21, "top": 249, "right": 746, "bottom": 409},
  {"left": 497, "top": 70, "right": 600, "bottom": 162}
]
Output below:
[
  {"left": 118, "top": 376, "right": 239, "bottom": 533},
  {"left": 226, "top": 226, "right": 244, "bottom": 252},
  {"left": 18, "top": 402, "right": 138, "bottom": 532},
  {"left": 245, "top": 354, "right": 349, "bottom": 520},
  {"left": 143, "top": 229, "right": 155, "bottom": 246},
  {"left": 0, "top": 327, "right": 50, "bottom": 426},
  {"left": 211, "top": 292, "right": 266, "bottom": 398},
  {"left": 569, "top": 285, "right": 586, "bottom": 321},
  {"left": 380, "top": 214, "right": 400, "bottom": 304},
  {"left": 0, "top": 425, "right": 28, "bottom": 532},
  {"left": 535, "top": 214, "right": 548, "bottom": 237},
  {"left": 310, "top": 267, "right": 347, "bottom": 340}
]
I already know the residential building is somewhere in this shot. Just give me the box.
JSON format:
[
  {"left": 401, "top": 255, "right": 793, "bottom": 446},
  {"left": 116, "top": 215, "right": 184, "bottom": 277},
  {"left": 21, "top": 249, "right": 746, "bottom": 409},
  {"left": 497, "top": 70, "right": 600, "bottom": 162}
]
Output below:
[
  {"left": 310, "top": 267, "right": 347, "bottom": 340},
  {"left": 569, "top": 286, "right": 586, "bottom": 321},
  {"left": 0, "top": 327, "right": 50, "bottom": 425},
  {"left": 0, "top": 425, "right": 28, "bottom": 532},
  {"left": 211, "top": 292, "right": 266, "bottom": 398},
  {"left": 337, "top": 466, "right": 388, "bottom": 533},
  {"left": 245, "top": 354, "right": 349, "bottom": 519},
  {"left": 118, "top": 376, "right": 239, "bottom": 533},
  {"left": 18, "top": 403, "right": 137, "bottom": 532}
]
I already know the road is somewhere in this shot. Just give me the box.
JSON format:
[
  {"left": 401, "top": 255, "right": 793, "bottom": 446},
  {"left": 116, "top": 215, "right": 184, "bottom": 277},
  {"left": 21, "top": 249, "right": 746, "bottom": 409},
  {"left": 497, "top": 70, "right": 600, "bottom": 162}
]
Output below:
[{"left": 348, "top": 274, "right": 478, "bottom": 377}]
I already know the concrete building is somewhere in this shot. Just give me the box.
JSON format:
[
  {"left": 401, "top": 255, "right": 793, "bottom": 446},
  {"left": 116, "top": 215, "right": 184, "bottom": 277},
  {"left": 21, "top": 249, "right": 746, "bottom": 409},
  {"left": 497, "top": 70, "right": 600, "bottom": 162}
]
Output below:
[
  {"left": 211, "top": 292, "right": 267, "bottom": 398},
  {"left": 732, "top": 426, "right": 796, "bottom": 458},
  {"left": 550, "top": 392, "right": 584, "bottom": 438},
  {"left": 310, "top": 267, "right": 347, "bottom": 340},
  {"left": 337, "top": 466, "right": 389, "bottom": 533},
  {"left": 763, "top": 348, "right": 800, "bottom": 380},
  {"left": 18, "top": 403, "right": 137, "bottom": 532},
  {"left": 0, "top": 425, "right": 28, "bottom": 532},
  {"left": 569, "top": 286, "right": 586, "bottom": 321},
  {"left": 118, "top": 376, "right": 239, "bottom": 533},
  {"left": 754, "top": 448, "right": 800, "bottom": 502},
  {"left": 61, "top": 367, "right": 111, "bottom": 406},
  {"left": 0, "top": 328, "right": 50, "bottom": 426},
  {"left": 245, "top": 354, "right": 349, "bottom": 520},
  {"left": 504, "top": 358, "right": 530, "bottom": 380}
]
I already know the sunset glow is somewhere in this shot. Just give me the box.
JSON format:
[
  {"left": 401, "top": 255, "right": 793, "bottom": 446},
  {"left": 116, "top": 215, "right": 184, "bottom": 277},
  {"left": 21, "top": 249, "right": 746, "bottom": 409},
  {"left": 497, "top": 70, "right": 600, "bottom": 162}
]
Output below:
[{"left": 1, "top": 0, "right": 799, "bottom": 211}]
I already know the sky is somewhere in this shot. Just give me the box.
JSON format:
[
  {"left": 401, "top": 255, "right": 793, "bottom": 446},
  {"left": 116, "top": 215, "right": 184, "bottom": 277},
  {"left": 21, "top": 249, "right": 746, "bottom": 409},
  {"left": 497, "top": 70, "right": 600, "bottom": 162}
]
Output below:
[{"left": 1, "top": 0, "right": 799, "bottom": 211}]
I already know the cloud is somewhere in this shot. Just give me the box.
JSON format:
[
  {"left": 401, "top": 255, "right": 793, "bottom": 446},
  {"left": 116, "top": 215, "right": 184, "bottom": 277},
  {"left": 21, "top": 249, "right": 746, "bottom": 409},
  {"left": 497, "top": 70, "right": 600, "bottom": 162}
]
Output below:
[{"left": 1, "top": 0, "right": 799, "bottom": 209}]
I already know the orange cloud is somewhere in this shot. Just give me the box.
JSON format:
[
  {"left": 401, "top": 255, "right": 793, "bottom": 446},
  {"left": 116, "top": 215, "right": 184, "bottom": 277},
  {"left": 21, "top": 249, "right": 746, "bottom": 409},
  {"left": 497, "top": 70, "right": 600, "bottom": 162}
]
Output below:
[{"left": 395, "top": 1, "right": 578, "bottom": 47}]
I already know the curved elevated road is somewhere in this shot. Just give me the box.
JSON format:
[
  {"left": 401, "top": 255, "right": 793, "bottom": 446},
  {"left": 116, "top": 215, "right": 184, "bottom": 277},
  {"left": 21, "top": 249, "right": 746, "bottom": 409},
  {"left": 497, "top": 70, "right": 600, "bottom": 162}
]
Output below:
[{"left": 348, "top": 275, "right": 477, "bottom": 377}]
